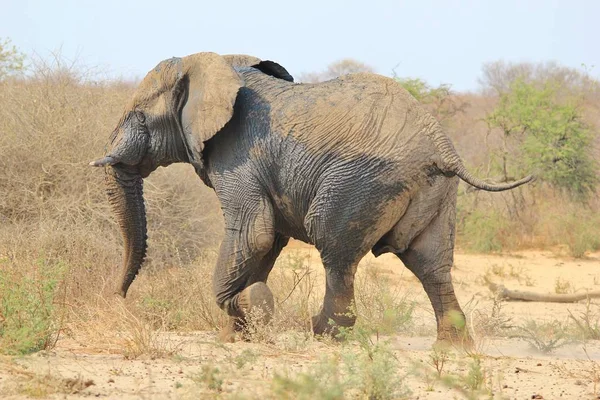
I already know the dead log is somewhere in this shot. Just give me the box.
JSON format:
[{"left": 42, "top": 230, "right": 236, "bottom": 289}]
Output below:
[{"left": 487, "top": 282, "right": 600, "bottom": 303}]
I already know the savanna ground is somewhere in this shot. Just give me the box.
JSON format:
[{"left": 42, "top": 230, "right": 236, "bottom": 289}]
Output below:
[
  {"left": 1, "top": 47, "right": 600, "bottom": 399},
  {"left": 2, "top": 244, "right": 600, "bottom": 399}
]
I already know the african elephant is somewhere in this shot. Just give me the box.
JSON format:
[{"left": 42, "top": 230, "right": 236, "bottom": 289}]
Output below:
[{"left": 90, "top": 52, "right": 532, "bottom": 344}]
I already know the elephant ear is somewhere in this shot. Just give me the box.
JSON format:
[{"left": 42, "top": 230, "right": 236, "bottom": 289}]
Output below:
[
  {"left": 254, "top": 61, "right": 294, "bottom": 82},
  {"left": 223, "top": 54, "right": 294, "bottom": 82},
  {"left": 179, "top": 52, "right": 245, "bottom": 163}
]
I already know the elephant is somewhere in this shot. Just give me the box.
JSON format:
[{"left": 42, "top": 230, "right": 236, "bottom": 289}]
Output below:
[{"left": 90, "top": 52, "right": 532, "bottom": 344}]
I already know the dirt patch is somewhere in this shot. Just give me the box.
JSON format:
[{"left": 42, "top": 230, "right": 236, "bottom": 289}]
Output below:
[{"left": 2, "top": 248, "right": 600, "bottom": 399}]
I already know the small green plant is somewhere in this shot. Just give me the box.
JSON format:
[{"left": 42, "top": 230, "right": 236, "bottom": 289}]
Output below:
[
  {"left": 341, "top": 328, "right": 409, "bottom": 399},
  {"left": 554, "top": 277, "right": 572, "bottom": 294},
  {"left": 234, "top": 349, "right": 258, "bottom": 369},
  {"left": 274, "top": 326, "right": 410, "bottom": 400},
  {"left": 490, "top": 264, "right": 506, "bottom": 277},
  {"left": 512, "top": 319, "right": 572, "bottom": 353},
  {"left": 191, "top": 365, "right": 223, "bottom": 393},
  {"left": 272, "top": 355, "right": 344, "bottom": 400},
  {"left": 428, "top": 345, "right": 452, "bottom": 377},
  {"left": 139, "top": 294, "right": 182, "bottom": 330},
  {"left": 479, "top": 295, "right": 513, "bottom": 337},
  {"left": 0, "top": 259, "right": 65, "bottom": 355},
  {"left": 568, "top": 301, "right": 600, "bottom": 341},
  {"left": 508, "top": 265, "right": 521, "bottom": 278},
  {"left": 424, "top": 374, "right": 436, "bottom": 392},
  {"left": 464, "top": 356, "right": 485, "bottom": 391},
  {"left": 508, "top": 264, "right": 535, "bottom": 285},
  {"left": 416, "top": 354, "right": 491, "bottom": 400},
  {"left": 354, "top": 265, "right": 414, "bottom": 335},
  {"left": 240, "top": 306, "right": 275, "bottom": 344},
  {"left": 523, "top": 274, "right": 536, "bottom": 287}
]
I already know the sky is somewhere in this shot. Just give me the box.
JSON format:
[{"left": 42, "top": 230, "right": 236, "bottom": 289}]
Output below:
[{"left": 1, "top": 0, "right": 597, "bottom": 92}]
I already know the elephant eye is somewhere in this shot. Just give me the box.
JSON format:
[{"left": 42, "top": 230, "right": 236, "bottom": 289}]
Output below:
[{"left": 135, "top": 111, "right": 146, "bottom": 124}]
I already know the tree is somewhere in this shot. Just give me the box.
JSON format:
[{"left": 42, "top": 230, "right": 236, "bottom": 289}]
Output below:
[
  {"left": 479, "top": 60, "right": 598, "bottom": 98},
  {"left": 0, "top": 38, "right": 25, "bottom": 79},
  {"left": 395, "top": 77, "right": 466, "bottom": 122},
  {"left": 298, "top": 58, "right": 374, "bottom": 83},
  {"left": 486, "top": 78, "right": 597, "bottom": 198}
]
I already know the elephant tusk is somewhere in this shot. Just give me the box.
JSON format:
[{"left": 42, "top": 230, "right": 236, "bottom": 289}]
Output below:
[{"left": 89, "top": 156, "right": 117, "bottom": 167}]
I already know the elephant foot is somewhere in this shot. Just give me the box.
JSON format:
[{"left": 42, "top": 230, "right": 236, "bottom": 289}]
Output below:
[
  {"left": 311, "top": 312, "right": 355, "bottom": 340},
  {"left": 218, "top": 316, "right": 245, "bottom": 343},
  {"left": 237, "top": 282, "right": 274, "bottom": 324},
  {"left": 312, "top": 314, "right": 337, "bottom": 337},
  {"left": 218, "top": 283, "right": 274, "bottom": 343},
  {"left": 219, "top": 322, "right": 237, "bottom": 343},
  {"left": 435, "top": 327, "right": 474, "bottom": 350},
  {"left": 434, "top": 336, "right": 474, "bottom": 352}
]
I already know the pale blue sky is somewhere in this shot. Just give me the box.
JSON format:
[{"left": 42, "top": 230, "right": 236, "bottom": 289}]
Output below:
[{"left": 1, "top": 0, "right": 596, "bottom": 91}]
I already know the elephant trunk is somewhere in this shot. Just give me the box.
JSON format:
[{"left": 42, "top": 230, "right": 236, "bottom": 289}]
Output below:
[
  {"left": 433, "top": 131, "right": 533, "bottom": 191},
  {"left": 105, "top": 165, "right": 147, "bottom": 298}
]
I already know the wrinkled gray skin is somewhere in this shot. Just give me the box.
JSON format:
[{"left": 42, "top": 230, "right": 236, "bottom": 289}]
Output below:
[{"left": 91, "top": 52, "right": 532, "bottom": 345}]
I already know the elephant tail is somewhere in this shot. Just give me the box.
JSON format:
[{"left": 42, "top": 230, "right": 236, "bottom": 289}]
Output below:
[
  {"left": 433, "top": 130, "right": 534, "bottom": 192},
  {"left": 452, "top": 164, "right": 534, "bottom": 192}
]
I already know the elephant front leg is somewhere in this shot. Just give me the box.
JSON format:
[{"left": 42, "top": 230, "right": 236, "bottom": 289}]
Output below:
[
  {"left": 218, "top": 235, "right": 289, "bottom": 342},
  {"left": 212, "top": 199, "right": 280, "bottom": 342}
]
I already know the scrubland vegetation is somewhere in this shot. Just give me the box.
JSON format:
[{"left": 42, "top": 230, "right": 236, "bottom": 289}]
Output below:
[{"left": 1, "top": 39, "right": 600, "bottom": 398}]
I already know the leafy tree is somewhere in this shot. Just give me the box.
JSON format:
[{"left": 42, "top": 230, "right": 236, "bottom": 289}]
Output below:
[
  {"left": 486, "top": 78, "right": 596, "bottom": 198},
  {"left": 0, "top": 38, "right": 25, "bottom": 79},
  {"left": 396, "top": 77, "right": 466, "bottom": 122}
]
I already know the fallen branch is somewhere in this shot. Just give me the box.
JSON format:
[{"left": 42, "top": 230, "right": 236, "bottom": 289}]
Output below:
[{"left": 487, "top": 281, "right": 600, "bottom": 303}]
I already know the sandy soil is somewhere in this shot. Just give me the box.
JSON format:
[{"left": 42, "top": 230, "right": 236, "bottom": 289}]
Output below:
[{"left": 2, "top": 244, "right": 600, "bottom": 399}]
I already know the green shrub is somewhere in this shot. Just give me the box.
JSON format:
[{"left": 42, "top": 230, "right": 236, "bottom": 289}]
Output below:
[
  {"left": 0, "top": 258, "right": 65, "bottom": 354},
  {"left": 273, "top": 327, "right": 410, "bottom": 400},
  {"left": 554, "top": 210, "right": 600, "bottom": 258},
  {"left": 354, "top": 266, "right": 415, "bottom": 334},
  {"left": 458, "top": 208, "right": 511, "bottom": 253},
  {"left": 272, "top": 355, "right": 344, "bottom": 400},
  {"left": 569, "top": 301, "right": 600, "bottom": 341},
  {"left": 486, "top": 78, "right": 597, "bottom": 199},
  {"left": 512, "top": 319, "right": 572, "bottom": 353}
]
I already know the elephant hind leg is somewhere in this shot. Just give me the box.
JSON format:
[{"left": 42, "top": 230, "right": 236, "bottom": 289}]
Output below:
[
  {"left": 305, "top": 180, "right": 405, "bottom": 337},
  {"left": 396, "top": 184, "right": 472, "bottom": 346}
]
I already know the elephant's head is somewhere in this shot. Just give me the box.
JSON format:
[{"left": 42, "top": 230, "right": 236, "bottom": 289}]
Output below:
[{"left": 90, "top": 52, "right": 292, "bottom": 297}]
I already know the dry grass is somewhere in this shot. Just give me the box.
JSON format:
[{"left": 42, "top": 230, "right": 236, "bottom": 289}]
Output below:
[
  {"left": 0, "top": 57, "right": 223, "bottom": 355},
  {"left": 0, "top": 356, "right": 95, "bottom": 397}
]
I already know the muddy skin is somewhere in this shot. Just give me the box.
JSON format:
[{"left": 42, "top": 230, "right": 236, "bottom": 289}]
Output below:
[{"left": 91, "top": 52, "right": 532, "bottom": 345}]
